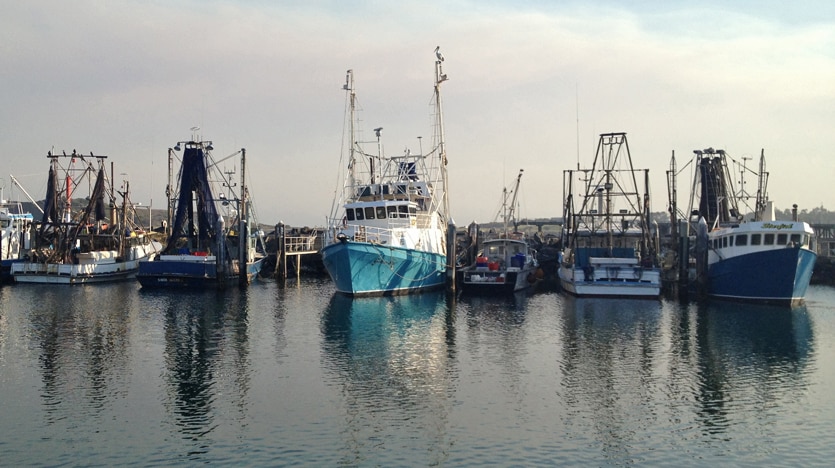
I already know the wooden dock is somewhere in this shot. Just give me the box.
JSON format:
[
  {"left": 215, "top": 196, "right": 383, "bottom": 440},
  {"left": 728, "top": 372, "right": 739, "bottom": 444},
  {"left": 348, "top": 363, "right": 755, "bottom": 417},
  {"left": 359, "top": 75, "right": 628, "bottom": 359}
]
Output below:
[{"left": 273, "top": 223, "right": 322, "bottom": 279}]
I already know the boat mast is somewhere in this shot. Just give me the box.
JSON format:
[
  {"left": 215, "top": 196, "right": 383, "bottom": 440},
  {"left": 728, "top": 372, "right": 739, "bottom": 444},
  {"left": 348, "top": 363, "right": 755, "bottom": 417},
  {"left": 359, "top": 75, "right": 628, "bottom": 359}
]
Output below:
[
  {"left": 372, "top": 127, "right": 382, "bottom": 186},
  {"left": 605, "top": 166, "right": 613, "bottom": 256},
  {"left": 505, "top": 168, "right": 524, "bottom": 234},
  {"left": 643, "top": 168, "right": 651, "bottom": 260},
  {"left": 120, "top": 179, "right": 128, "bottom": 258},
  {"left": 434, "top": 47, "right": 450, "bottom": 224},
  {"left": 239, "top": 148, "right": 248, "bottom": 286},
  {"left": 562, "top": 169, "right": 573, "bottom": 253},
  {"left": 166, "top": 147, "right": 174, "bottom": 238},
  {"left": 602, "top": 137, "right": 614, "bottom": 256},
  {"left": 343, "top": 70, "right": 357, "bottom": 193},
  {"left": 754, "top": 149, "right": 769, "bottom": 221},
  {"left": 667, "top": 151, "right": 678, "bottom": 253}
]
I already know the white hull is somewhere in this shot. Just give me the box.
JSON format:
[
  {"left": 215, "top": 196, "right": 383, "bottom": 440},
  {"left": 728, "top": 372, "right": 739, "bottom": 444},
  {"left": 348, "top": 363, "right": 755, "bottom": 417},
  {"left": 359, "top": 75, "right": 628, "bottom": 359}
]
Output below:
[
  {"left": 558, "top": 262, "right": 661, "bottom": 298},
  {"left": 13, "top": 260, "right": 142, "bottom": 284},
  {"left": 12, "top": 242, "right": 161, "bottom": 285},
  {"left": 462, "top": 264, "right": 538, "bottom": 292}
]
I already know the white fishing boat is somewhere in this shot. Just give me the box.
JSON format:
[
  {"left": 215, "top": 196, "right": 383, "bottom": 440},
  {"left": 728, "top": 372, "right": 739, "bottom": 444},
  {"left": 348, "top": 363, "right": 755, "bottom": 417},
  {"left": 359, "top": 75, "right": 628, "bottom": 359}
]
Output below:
[
  {"left": 682, "top": 148, "right": 816, "bottom": 306},
  {"left": 320, "top": 48, "right": 452, "bottom": 296},
  {"left": 137, "top": 136, "right": 267, "bottom": 289},
  {"left": 0, "top": 190, "right": 34, "bottom": 282},
  {"left": 460, "top": 169, "right": 542, "bottom": 294},
  {"left": 11, "top": 151, "right": 162, "bottom": 284},
  {"left": 558, "top": 132, "right": 661, "bottom": 298}
]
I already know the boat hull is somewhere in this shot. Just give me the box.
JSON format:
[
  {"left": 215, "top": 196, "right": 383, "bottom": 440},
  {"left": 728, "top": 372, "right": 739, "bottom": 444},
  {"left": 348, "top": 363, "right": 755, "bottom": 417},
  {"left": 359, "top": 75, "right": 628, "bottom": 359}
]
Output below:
[
  {"left": 707, "top": 247, "right": 816, "bottom": 306},
  {"left": 461, "top": 267, "right": 538, "bottom": 294},
  {"left": 1, "top": 259, "right": 24, "bottom": 283},
  {"left": 321, "top": 240, "right": 446, "bottom": 296},
  {"left": 558, "top": 264, "right": 661, "bottom": 298},
  {"left": 137, "top": 256, "right": 265, "bottom": 289},
  {"left": 11, "top": 259, "right": 144, "bottom": 284}
]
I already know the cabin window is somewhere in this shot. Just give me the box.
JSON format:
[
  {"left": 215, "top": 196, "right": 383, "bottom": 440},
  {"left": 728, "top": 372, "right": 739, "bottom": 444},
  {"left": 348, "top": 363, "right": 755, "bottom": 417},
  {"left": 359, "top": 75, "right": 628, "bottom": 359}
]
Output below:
[
  {"left": 486, "top": 245, "right": 504, "bottom": 256},
  {"left": 376, "top": 206, "right": 386, "bottom": 219},
  {"left": 364, "top": 207, "right": 376, "bottom": 220},
  {"left": 764, "top": 233, "right": 775, "bottom": 245},
  {"left": 345, "top": 209, "right": 355, "bottom": 221},
  {"left": 398, "top": 205, "right": 409, "bottom": 218},
  {"left": 409, "top": 206, "right": 417, "bottom": 216},
  {"left": 387, "top": 206, "right": 397, "bottom": 218},
  {"left": 776, "top": 233, "right": 787, "bottom": 245},
  {"left": 722, "top": 237, "right": 728, "bottom": 248},
  {"left": 729, "top": 236, "right": 734, "bottom": 246},
  {"left": 355, "top": 208, "right": 364, "bottom": 220},
  {"left": 751, "top": 234, "right": 761, "bottom": 246},
  {"left": 790, "top": 234, "right": 801, "bottom": 245},
  {"left": 736, "top": 234, "right": 748, "bottom": 246}
]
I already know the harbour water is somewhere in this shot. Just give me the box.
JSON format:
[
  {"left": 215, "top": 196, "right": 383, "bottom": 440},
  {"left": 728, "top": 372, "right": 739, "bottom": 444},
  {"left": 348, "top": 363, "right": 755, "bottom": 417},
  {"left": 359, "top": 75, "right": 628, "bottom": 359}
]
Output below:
[{"left": 1, "top": 279, "right": 835, "bottom": 466}]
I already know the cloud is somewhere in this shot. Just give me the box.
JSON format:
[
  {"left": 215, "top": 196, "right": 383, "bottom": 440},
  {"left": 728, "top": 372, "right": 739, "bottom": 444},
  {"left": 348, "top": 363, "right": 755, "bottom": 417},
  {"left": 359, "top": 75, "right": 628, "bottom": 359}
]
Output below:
[{"left": 1, "top": 1, "right": 833, "bottom": 226}]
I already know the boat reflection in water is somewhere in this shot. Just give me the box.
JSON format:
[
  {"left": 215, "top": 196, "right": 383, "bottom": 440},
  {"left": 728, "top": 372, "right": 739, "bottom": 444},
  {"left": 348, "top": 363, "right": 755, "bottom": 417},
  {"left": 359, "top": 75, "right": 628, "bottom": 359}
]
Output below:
[
  {"left": 457, "top": 289, "right": 532, "bottom": 329},
  {"left": 27, "top": 284, "right": 136, "bottom": 423},
  {"left": 321, "top": 292, "right": 453, "bottom": 465},
  {"left": 689, "top": 300, "right": 813, "bottom": 433},
  {"left": 558, "top": 296, "right": 814, "bottom": 461},
  {"left": 150, "top": 289, "right": 251, "bottom": 456}
]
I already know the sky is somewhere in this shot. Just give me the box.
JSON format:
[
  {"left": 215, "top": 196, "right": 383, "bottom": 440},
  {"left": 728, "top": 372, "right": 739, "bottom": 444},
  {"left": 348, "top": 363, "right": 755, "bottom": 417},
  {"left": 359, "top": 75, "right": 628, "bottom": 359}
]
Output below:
[{"left": 2, "top": 0, "right": 833, "bottom": 227}]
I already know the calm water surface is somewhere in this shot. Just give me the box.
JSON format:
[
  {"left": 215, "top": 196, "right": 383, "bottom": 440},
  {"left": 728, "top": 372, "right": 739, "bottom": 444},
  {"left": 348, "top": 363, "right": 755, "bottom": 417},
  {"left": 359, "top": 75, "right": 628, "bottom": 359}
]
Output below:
[{"left": 1, "top": 278, "right": 834, "bottom": 466}]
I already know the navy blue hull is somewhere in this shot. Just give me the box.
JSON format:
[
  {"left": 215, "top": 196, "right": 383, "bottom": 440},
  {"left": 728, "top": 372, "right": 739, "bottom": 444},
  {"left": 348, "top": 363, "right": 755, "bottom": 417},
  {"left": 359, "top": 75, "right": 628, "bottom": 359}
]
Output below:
[
  {"left": 0, "top": 259, "right": 17, "bottom": 283},
  {"left": 137, "top": 257, "right": 264, "bottom": 289},
  {"left": 708, "top": 247, "right": 816, "bottom": 305}
]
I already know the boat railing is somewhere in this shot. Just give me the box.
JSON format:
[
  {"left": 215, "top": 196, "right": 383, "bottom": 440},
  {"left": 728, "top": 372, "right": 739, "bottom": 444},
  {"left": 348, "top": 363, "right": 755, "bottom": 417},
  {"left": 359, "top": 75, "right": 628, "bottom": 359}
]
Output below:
[
  {"left": 414, "top": 213, "right": 437, "bottom": 229},
  {"left": 327, "top": 217, "right": 423, "bottom": 246},
  {"left": 285, "top": 234, "right": 318, "bottom": 253},
  {"left": 350, "top": 223, "right": 405, "bottom": 244}
]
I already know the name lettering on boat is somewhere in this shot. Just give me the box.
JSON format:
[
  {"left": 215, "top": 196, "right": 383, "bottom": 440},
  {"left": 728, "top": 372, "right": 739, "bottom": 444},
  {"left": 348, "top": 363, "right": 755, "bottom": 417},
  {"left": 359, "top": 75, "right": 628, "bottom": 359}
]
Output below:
[{"left": 762, "top": 223, "right": 794, "bottom": 230}]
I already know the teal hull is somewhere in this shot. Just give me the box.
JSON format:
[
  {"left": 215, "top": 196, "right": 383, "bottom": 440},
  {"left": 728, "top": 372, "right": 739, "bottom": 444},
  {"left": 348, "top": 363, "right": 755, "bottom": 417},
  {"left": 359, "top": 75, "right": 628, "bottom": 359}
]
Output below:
[{"left": 321, "top": 241, "right": 446, "bottom": 296}]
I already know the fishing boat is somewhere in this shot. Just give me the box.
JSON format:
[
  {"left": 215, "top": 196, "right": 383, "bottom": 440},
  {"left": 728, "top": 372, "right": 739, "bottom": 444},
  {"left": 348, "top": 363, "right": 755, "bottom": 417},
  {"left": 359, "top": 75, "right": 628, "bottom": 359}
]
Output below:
[
  {"left": 460, "top": 169, "right": 542, "bottom": 293},
  {"left": 679, "top": 147, "right": 816, "bottom": 306},
  {"left": 558, "top": 132, "right": 661, "bottom": 298},
  {"left": 11, "top": 151, "right": 162, "bottom": 284},
  {"left": 0, "top": 191, "right": 35, "bottom": 282},
  {"left": 136, "top": 137, "right": 266, "bottom": 289},
  {"left": 320, "top": 49, "right": 452, "bottom": 296}
]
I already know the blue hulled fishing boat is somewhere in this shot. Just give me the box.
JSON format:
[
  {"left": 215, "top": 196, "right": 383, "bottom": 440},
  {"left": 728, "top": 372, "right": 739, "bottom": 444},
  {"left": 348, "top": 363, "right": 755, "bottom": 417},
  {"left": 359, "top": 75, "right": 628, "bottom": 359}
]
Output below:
[
  {"left": 137, "top": 135, "right": 266, "bottom": 289},
  {"left": 320, "top": 48, "right": 452, "bottom": 296},
  {"left": 686, "top": 148, "right": 816, "bottom": 306}
]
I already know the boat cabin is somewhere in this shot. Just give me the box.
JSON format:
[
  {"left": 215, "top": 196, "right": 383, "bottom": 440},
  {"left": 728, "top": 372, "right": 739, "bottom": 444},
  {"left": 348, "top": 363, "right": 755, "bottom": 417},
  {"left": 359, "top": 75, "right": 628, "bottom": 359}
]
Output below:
[
  {"left": 481, "top": 239, "right": 527, "bottom": 266},
  {"left": 709, "top": 222, "right": 814, "bottom": 250},
  {"left": 344, "top": 200, "right": 418, "bottom": 225}
]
